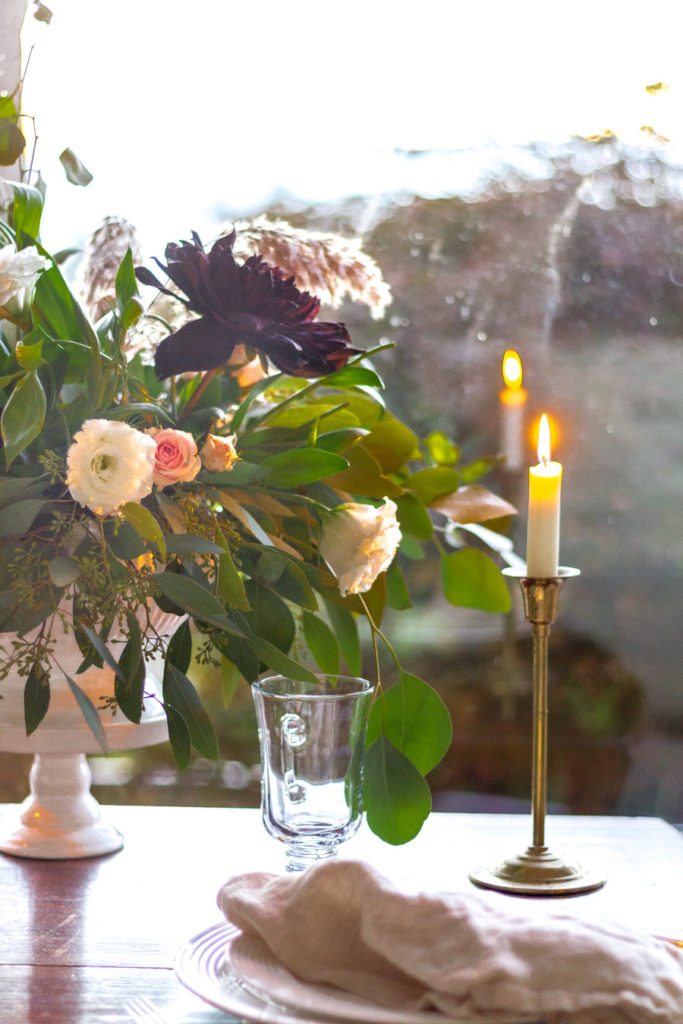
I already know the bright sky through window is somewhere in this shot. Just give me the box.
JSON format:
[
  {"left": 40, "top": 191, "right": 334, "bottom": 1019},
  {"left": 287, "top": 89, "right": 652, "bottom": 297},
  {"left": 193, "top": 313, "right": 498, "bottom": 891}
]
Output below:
[{"left": 16, "top": 0, "right": 683, "bottom": 252}]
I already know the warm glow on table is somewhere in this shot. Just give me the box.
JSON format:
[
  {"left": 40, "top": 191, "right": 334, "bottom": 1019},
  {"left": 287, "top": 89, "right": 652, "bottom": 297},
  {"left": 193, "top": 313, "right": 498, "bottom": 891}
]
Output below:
[{"left": 526, "top": 414, "right": 562, "bottom": 577}]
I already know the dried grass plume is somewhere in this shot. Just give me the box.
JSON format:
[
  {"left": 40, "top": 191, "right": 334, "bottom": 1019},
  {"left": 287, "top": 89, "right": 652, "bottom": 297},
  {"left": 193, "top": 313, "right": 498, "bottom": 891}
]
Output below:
[{"left": 230, "top": 216, "right": 392, "bottom": 320}]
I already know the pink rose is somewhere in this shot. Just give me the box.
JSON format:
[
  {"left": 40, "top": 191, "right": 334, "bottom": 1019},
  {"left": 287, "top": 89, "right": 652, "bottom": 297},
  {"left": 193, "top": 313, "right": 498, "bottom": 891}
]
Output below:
[
  {"left": 147, "top": 427, "right": 201, "bottom": 487},
  {"left": 200, "top": 433, "right": 238, "bottom": 473}
]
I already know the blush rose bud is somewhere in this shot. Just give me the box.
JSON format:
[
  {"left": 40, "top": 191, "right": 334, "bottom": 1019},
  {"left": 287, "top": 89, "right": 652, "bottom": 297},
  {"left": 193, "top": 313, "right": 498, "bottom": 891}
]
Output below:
[
  {"left": 200, "top": 433, "right": 238, "bottom": 473},
  {"left": 319, "top": 498, "right": 402, "bottom": 597}
]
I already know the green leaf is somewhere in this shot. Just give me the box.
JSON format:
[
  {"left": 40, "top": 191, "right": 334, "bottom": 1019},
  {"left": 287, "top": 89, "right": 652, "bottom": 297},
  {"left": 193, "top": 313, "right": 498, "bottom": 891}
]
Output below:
[
  {"left": 262, "top": 448, "right": 348, "bottom": 489},
  {"left": 394, "top": 492, "right": 433, "bottom": 541},
  {"left": 323, "top": 366, "right": 384, "bottom": 388},
  {"left": 155, "top": 572, "right": 227, "bottom": 622},
  {"left": 104, "top": 402, "right": 174, "bottom": 426},
  {"left": 244, "top": 583, "right": 295, "bottom": 657},
  {"left": 407, "top": 466, "right": 461, "bottom": 504},
  {"left": 366, "top": 672, "right": 452, "bottom": 775},
  {"left": 0, "top": 474, "right": 50, "bottom": 507},
  {"left": 24, "top": 664, "right": 50, "bottom": 736},
  {"left": 323, "top": 599, "right": 361, "bottom": 676},
  {"left": 105, "top": 519, "right": 147, "bottom": 560},
  {"left": 441, "top": 548, "right": 511, "bottom": 613},
  {"left": 216, "top": 526, "right": 251, "bottom": 611},
  {"left": 115, "top": 616, "right": 145, "bottom": 724},
  {"left": 363, "top": 735, "right": 431, "bottom": 845},
  {"left": 164, "top": 534, "right": 223, "bottom": 556},
  {"left": 363, "top": 415, "right": 421, "bottom": 472},
  {"left": 385, "top": 559, "right": 411, "bottom": 611},
  {"left": 164, "top": 702, "right": 191, "bottom": 770},
  {"left": 33, "top": 263, "right": 96, "bottom": 347},
  {"left": 79, "top": 623, "right": 121, "bottom": 675},
  {"left": 221, "top": 656, "right": 241, "bottom": 709},
  {"left": 248, "top": 636, "right": 320, "bottom": 683},
  {"left": 1, "top": 371, "right": 47, "bottom": 468},
  {"left": 230, "top": 371, "right": 283, "bottom": 433},
  {"left": 302, "top": 610, "right": 340, "bottom": 674},
  {"left": 0, "top": 119, "right": 26, "bottom": 167},
  {"left": 0, "top": 498, "right": 47, "bottom": 539},
  {"left": 47, "top": 555, "right": 81, "bottom": 587},
  {"left": 115, "top": 248, "right": 139, "bottom": 311},
  {"left": 163, "top": 663, "right": 218, "bottom": 759},
  {"left": 15, "top": 331, "right": 46, "bottom": 370},
  {"left": 64, "top": 673, "right": 108, "bottom": 751},
  {"left": 425, "top": 431, "right": 460, "bottom": 465},
  {"left": 166, "top": 618, "right": 193, "bottom": 675},
  {"left": 121, "top": 501, "right": 167, "bottom": 561}
]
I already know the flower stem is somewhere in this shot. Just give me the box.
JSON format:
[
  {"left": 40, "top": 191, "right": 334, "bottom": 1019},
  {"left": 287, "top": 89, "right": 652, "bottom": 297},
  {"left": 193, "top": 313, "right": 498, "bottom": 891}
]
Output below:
[{"left": 177, "top": 367, "right": 221, "bottom": 423}]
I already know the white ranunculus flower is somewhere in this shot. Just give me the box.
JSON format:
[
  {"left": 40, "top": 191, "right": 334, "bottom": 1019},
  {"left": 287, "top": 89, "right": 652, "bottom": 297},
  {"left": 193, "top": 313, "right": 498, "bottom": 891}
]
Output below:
[
  {"left": 319, "top": 498, "right": 402, "bottom": 597},
  {"left": 66, "top": 419, "right": 157, "bottom": 516},
  {"left": 0, "top": 243, "right": 51, "bottom": 313}
]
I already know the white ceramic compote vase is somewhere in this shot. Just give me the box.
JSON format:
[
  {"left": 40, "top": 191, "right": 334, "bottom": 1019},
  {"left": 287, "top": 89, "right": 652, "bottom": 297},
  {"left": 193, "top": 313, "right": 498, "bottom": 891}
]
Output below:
[{"left": 0, "top": 607, "right": 179, "bottom": 859}]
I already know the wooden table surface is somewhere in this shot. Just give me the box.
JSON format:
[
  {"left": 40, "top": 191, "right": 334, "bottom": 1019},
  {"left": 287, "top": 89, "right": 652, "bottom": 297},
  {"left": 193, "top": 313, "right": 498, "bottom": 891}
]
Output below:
[{"left": 1, "top": 804, "right": 681, "bottom": 1023}]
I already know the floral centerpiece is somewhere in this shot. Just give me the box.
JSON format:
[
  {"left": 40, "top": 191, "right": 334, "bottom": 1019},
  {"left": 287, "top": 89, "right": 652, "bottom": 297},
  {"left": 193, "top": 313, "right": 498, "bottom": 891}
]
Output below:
[{"left": 0, "top": 169, "right": 514, "bottom": 844}]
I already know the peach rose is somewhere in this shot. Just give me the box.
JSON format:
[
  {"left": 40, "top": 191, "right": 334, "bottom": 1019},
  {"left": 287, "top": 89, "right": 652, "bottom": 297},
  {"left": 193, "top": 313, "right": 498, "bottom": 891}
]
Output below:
[
  {"left": 200, "top": 433, "right": 238, "bottom": 473},
  {"left": 147, "top": 427, "right": 201, "bottom": 487}
]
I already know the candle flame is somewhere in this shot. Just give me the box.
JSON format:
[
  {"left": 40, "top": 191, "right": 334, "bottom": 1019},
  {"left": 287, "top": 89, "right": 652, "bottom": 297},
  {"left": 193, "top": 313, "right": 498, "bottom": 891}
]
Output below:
[
  {"left": 502, "top": 350, "right": 523, "bottom": 389},
  {"left": 537, "top": 414, "right": 552, "bottom": 463}
]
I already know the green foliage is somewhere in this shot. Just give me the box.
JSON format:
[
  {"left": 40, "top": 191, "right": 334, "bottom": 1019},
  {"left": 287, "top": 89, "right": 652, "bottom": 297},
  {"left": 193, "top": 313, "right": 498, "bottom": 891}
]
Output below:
[{"left": 0, "top": 187, "right": 514, "bottom": 848}]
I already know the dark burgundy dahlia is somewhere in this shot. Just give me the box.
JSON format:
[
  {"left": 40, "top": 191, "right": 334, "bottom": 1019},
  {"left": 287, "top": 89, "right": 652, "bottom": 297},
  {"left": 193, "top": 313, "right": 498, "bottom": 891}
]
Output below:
[{"left": 135, "top": 231, "right": 360, "bottom": 380}]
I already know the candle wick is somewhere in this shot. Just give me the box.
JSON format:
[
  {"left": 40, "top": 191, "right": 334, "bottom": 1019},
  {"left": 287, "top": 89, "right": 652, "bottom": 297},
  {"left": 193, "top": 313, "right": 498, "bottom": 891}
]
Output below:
[{"left": 541, "top": 455, "right": 548, "bottom": 467}]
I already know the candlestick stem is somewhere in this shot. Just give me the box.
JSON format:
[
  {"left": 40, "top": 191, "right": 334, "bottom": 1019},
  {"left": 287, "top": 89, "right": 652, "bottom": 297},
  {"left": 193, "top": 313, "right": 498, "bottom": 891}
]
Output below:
[
  {"left": 531, "top": 620, "right": 549, "bottom": 848},
  {"left": 469, "top": 567, "right": 607, "bottom": 896}
]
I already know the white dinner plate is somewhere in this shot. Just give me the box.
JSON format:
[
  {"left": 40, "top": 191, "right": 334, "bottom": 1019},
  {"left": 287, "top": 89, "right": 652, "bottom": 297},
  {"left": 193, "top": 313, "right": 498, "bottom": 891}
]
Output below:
[{"left": 176, "top": 921, "right": 472, "bottom": 1024}]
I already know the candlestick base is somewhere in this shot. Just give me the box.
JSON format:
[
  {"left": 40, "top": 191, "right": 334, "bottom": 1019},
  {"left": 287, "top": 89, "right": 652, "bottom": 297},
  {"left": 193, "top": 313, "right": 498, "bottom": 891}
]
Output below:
[{"left": 469, "top": 845, "right": 606, "bottom": 896}]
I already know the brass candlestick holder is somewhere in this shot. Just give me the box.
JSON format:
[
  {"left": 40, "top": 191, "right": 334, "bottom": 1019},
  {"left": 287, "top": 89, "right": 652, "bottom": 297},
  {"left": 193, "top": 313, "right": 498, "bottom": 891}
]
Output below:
[{"left": 469, "top": 567, "right": 607, "bottom": 896}]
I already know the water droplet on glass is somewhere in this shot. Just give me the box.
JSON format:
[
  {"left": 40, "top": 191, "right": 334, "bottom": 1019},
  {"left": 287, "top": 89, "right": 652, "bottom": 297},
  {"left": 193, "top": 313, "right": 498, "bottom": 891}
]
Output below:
[{"left": 281, "top": 713, "right": 307, "bottom": 748}]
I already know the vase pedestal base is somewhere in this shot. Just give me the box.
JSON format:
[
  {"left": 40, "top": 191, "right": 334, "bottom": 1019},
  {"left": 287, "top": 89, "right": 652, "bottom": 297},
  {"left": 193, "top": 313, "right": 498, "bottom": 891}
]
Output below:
[{"left": 0, "top": 752, "right": 123, "bottom": 860}]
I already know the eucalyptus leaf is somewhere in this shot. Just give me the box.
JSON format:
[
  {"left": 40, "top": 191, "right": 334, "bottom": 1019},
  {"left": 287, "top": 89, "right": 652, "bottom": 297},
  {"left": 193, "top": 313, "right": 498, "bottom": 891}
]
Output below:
[
  {"left": 216, "top": 526, "right": 251, "bottom": 611},
  {"left": 164, "top": 534, "right": 223, "bottom": 556},
  {"left": 0, "top": 498, "right": 47, "bottom": 539},
  {"left": 262, "top": 448, "right": 348, "bottom": 489},
  {"left": 441, "top": 548, "right": 511, "bottom": 613},
  {"left": 163, "top": 663, "right": 218, "bottom": 759},
  {"left": 366, "top": 672, "right": 452, "bottom": 775},
  {"left": 121, "top": 501, "right": 167, "bottom": 561},
  {"left": 165, "top": 618, "right": 193, "bottom": 675},
  {"left": 323, "top": 599, "right": 361, "bottom": 676},
  {"left": 64, "top": 673, "right": 108, "bottom": 751},
  {"left": 113, "top": 611, "right": 144, "bottom": 723},
  {"left": 302, "top": 610, "right": 340, "bottom": 674},
  {"left": 407, "top": 466, "right": 461, "bottom": 504},
  {"left": 363, "top": 735, "right": 432, "bottom": 845},
  {"left": 24, "top": 664, "right": 50, "bottom": 736},
  {"left": 164, "top": 702, "right": 191, "bottom": 770},
  {"left": 47, "top": 555, "right": 81, "bottom": 587},
  {"left": 248, "top": 636, "right": 320, "bottom": 683}
]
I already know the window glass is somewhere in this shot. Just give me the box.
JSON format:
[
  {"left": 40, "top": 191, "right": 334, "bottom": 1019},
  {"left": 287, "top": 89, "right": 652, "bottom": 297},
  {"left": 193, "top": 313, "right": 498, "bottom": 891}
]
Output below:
[{"left": 8, "top": 0, "right": 683, "bottom": 821}]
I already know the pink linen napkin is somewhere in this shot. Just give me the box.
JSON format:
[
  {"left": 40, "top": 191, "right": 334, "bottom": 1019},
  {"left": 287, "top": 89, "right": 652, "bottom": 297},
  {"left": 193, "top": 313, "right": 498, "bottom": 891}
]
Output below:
[{"left": 218, "top": 859, "right": 683, "bottom": 1024}]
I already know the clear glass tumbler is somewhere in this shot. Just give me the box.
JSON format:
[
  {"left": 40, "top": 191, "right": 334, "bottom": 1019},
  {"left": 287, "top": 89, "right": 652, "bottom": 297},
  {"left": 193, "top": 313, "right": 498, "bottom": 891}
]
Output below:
[{"left": 252, "top": 675, "right": 373, "bottom": 871}]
